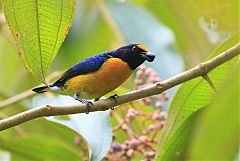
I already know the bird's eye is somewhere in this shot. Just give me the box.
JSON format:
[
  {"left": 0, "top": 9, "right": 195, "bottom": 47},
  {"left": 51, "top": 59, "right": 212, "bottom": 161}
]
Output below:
[{"left": 132, "top": 46, "right": 138, "bottom": 51}]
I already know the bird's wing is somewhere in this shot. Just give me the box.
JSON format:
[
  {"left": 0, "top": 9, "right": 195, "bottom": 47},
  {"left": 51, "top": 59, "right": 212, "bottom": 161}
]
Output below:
[{"left": 53, "top": 53, "right": 113, "bottom": 87}]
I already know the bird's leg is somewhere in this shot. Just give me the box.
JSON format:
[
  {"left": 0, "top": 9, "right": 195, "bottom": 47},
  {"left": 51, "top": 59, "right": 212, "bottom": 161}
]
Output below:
[
  {"left": 94, "top": 97, "right": 101, "bottom": 102},
  {"left": 108, "top": 94, "right": 119, "bottom": 110},
  {"left": 73, "top": 92, "right": 93, "bottom": 114}
]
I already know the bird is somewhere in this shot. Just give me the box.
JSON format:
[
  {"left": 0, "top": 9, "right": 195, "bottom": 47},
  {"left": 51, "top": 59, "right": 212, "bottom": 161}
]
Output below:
[{"left": 32, "top": 44, "right": 155, "bottom": 113}]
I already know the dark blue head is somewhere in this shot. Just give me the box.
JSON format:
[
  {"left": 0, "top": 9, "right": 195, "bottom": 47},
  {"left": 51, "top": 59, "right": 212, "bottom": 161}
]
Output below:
[{"left": 109, "top": 44, "right": 155, "bottom": 70}]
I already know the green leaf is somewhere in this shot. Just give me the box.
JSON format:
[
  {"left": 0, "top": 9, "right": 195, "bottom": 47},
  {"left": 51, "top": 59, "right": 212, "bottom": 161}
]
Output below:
[
  {"left": 32, "top": 95, "right": 112, "bottom": 161},
  {"left": 143, "top": 0, "right": 238, "bottom": 66},
  {"left": 0, "top": 135, "right": 81, "bottom": 161},
  {"left": 56, "top": 0, "right": 116, "bottom": 70},
  {"left": 2, "top": 0, "right": 76, "bottom": 82},
  {"left": 145, "top": 0, "right": 214, "bottom": 65},
  {"left": 0, "top": 120, "right": 88, "bottom": 161},
  {"left": 155, "top": 34, "right": 240, "bottom": 160},
  {"left": 185, "top": 65, "right": 239, "bottom": 161}
]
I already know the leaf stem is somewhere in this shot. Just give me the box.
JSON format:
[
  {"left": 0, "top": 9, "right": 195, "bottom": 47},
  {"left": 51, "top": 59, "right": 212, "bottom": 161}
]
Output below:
[
  {"left": 202, "top": 74, "right": 217, "bottom": 92},
  {"left": 111, "top": 110, "right": 138, "bottom": 139},
  {"left": 96, "top": 0, "right": 125, "bottom": 45}
]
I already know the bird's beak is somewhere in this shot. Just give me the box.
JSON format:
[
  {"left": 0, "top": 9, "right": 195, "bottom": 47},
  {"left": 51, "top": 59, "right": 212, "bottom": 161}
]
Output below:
[{"left": 140, "top": 52, "right": 155, "bottom": 62}]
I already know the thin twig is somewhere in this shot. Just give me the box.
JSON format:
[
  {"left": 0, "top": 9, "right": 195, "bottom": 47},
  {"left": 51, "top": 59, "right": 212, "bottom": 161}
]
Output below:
[
  {"left": 0, "top": 71, "right": 61, "bottom": 110},
  {"left": 0, "top": 43, "right": 239, "bottom": 131},
  {"left": 0, "top": 89, "right": 35, "bottom": 110},
  {"left": 111, "top": 110, "right": 137, "bottom": 139}
]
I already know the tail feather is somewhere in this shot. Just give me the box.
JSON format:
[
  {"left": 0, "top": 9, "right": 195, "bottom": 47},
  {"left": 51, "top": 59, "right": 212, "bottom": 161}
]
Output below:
[{"left": 32, "top": 85, "right": 49, "bottom": 93}]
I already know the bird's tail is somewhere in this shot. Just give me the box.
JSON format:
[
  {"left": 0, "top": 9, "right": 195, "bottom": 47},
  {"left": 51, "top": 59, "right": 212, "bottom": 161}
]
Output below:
[{"left": 32, "top": 85, "right": 49, "bottom": 93}]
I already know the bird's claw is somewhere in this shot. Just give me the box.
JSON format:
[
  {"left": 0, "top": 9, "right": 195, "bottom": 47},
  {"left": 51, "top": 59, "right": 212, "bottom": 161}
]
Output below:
[
  {"left": 108, "top": 94, "right": 118, "bottom": 110},
  {"left": 109, "top": 94, "right": 118, "bottom": 102},
  {"left": 74, "top": 98, "right": 93, "bottom": 114},
  {"left": 73, "top": 92, "right": 93, "bottom": 114},
  {"left": 85, "top": 101, "right": 93, "bottom": 114}
]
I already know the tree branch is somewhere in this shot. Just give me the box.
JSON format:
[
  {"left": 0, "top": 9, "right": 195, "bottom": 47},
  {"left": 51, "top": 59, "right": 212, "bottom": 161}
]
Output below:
[
  {"left": 0, "top": 72, "right": 61, "bottom": 110},
  {"left": 0, "top": 43, "right": 239, "bottom": 131},
  {"left": 0, "top": 89, "right": 35, "bottom": 110}
]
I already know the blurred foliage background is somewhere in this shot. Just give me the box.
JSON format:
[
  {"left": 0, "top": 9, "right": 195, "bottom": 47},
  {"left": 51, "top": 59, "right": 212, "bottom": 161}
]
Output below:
[{"left": 0, "top": 0, "right": 239, "bottom": 161}]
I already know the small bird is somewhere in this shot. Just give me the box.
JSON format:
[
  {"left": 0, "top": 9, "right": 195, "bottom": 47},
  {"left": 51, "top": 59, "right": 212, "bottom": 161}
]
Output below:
[{"left": 33, "top": 44, "right": 155, "bottom": 113}]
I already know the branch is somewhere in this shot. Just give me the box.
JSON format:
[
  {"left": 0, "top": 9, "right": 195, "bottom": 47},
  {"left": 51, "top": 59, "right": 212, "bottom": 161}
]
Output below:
[
  {"left": 0, "top": 89, "right": 35, "bottom": 110},
  {"left": 0, "top": 43, "right": 239, "bottom": 131},
  {"left": 0, "top": 72, "right": 61, "bottom": 110}
]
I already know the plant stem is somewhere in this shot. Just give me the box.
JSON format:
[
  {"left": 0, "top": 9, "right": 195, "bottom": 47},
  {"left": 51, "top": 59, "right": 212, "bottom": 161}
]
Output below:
[
  {"left": 202, "top": 74, "right": 217, "bottom": 92},
  {"left": 0, "top": 71, "right": 61, "bottom": 110}
]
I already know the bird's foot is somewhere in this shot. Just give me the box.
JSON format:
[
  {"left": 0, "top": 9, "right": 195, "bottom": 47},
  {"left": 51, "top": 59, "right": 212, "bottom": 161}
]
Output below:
[
  {"left": 73, "top": 92, "right": 93, "bottom": 114},
  {"left": 76, "top": 98, "right": 93, "bottom": 114},
  {"left": 108, "top": 94, "right": 118, "bottom": 110}
]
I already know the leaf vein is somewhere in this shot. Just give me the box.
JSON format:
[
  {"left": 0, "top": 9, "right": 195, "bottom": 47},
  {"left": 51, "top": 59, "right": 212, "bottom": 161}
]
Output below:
[
  {"left": 34, "top": 0, "right": 45, "bottom": 81},
  {"left": 45, "top": 0, "right": 64, "bottom": 74}
]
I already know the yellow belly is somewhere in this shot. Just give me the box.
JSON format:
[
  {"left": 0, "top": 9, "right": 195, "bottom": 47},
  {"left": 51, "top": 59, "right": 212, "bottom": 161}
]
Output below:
[{"left": 62, "top": 58, "right": 132, "bottom": 99}]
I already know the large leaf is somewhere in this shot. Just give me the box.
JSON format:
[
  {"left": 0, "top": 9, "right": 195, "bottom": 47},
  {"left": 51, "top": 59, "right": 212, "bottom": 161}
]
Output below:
[
  {"left": 155, "top": 34, "right": 240, "bottom": 160},
  {"left": 0, "top": 120, "right": 88, "bottom": 161},
  {"left": 0, "top": 22, "right": 41, "bottom": 94},
  {"left": 185, "top": 65, "right": 239, "bottom": 161},
  {"left": 0, "top": 135, "right": 82, "bottom": 161},
  {"left": 143, "top": 0, "right": 238, "bottom": 66},
  {"left": 32, "top": 95, "right": 112, "bottom": 161},
  {"left": 144, "top": 0, "right": 213, "bottom": 66},
  {"left": 2, "top": 0, "right": 76, "bottom": 82}
]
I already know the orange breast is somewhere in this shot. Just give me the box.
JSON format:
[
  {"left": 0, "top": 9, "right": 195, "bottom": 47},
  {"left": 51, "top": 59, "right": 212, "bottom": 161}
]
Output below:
[{"left": 63, "top": 58, "right": 132, "bottom": 99}]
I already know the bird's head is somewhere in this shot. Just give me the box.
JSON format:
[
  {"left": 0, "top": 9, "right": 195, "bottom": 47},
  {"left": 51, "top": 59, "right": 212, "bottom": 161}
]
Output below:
[{"left": 110, "top": 44, "right": 155, "bottom": 70}]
